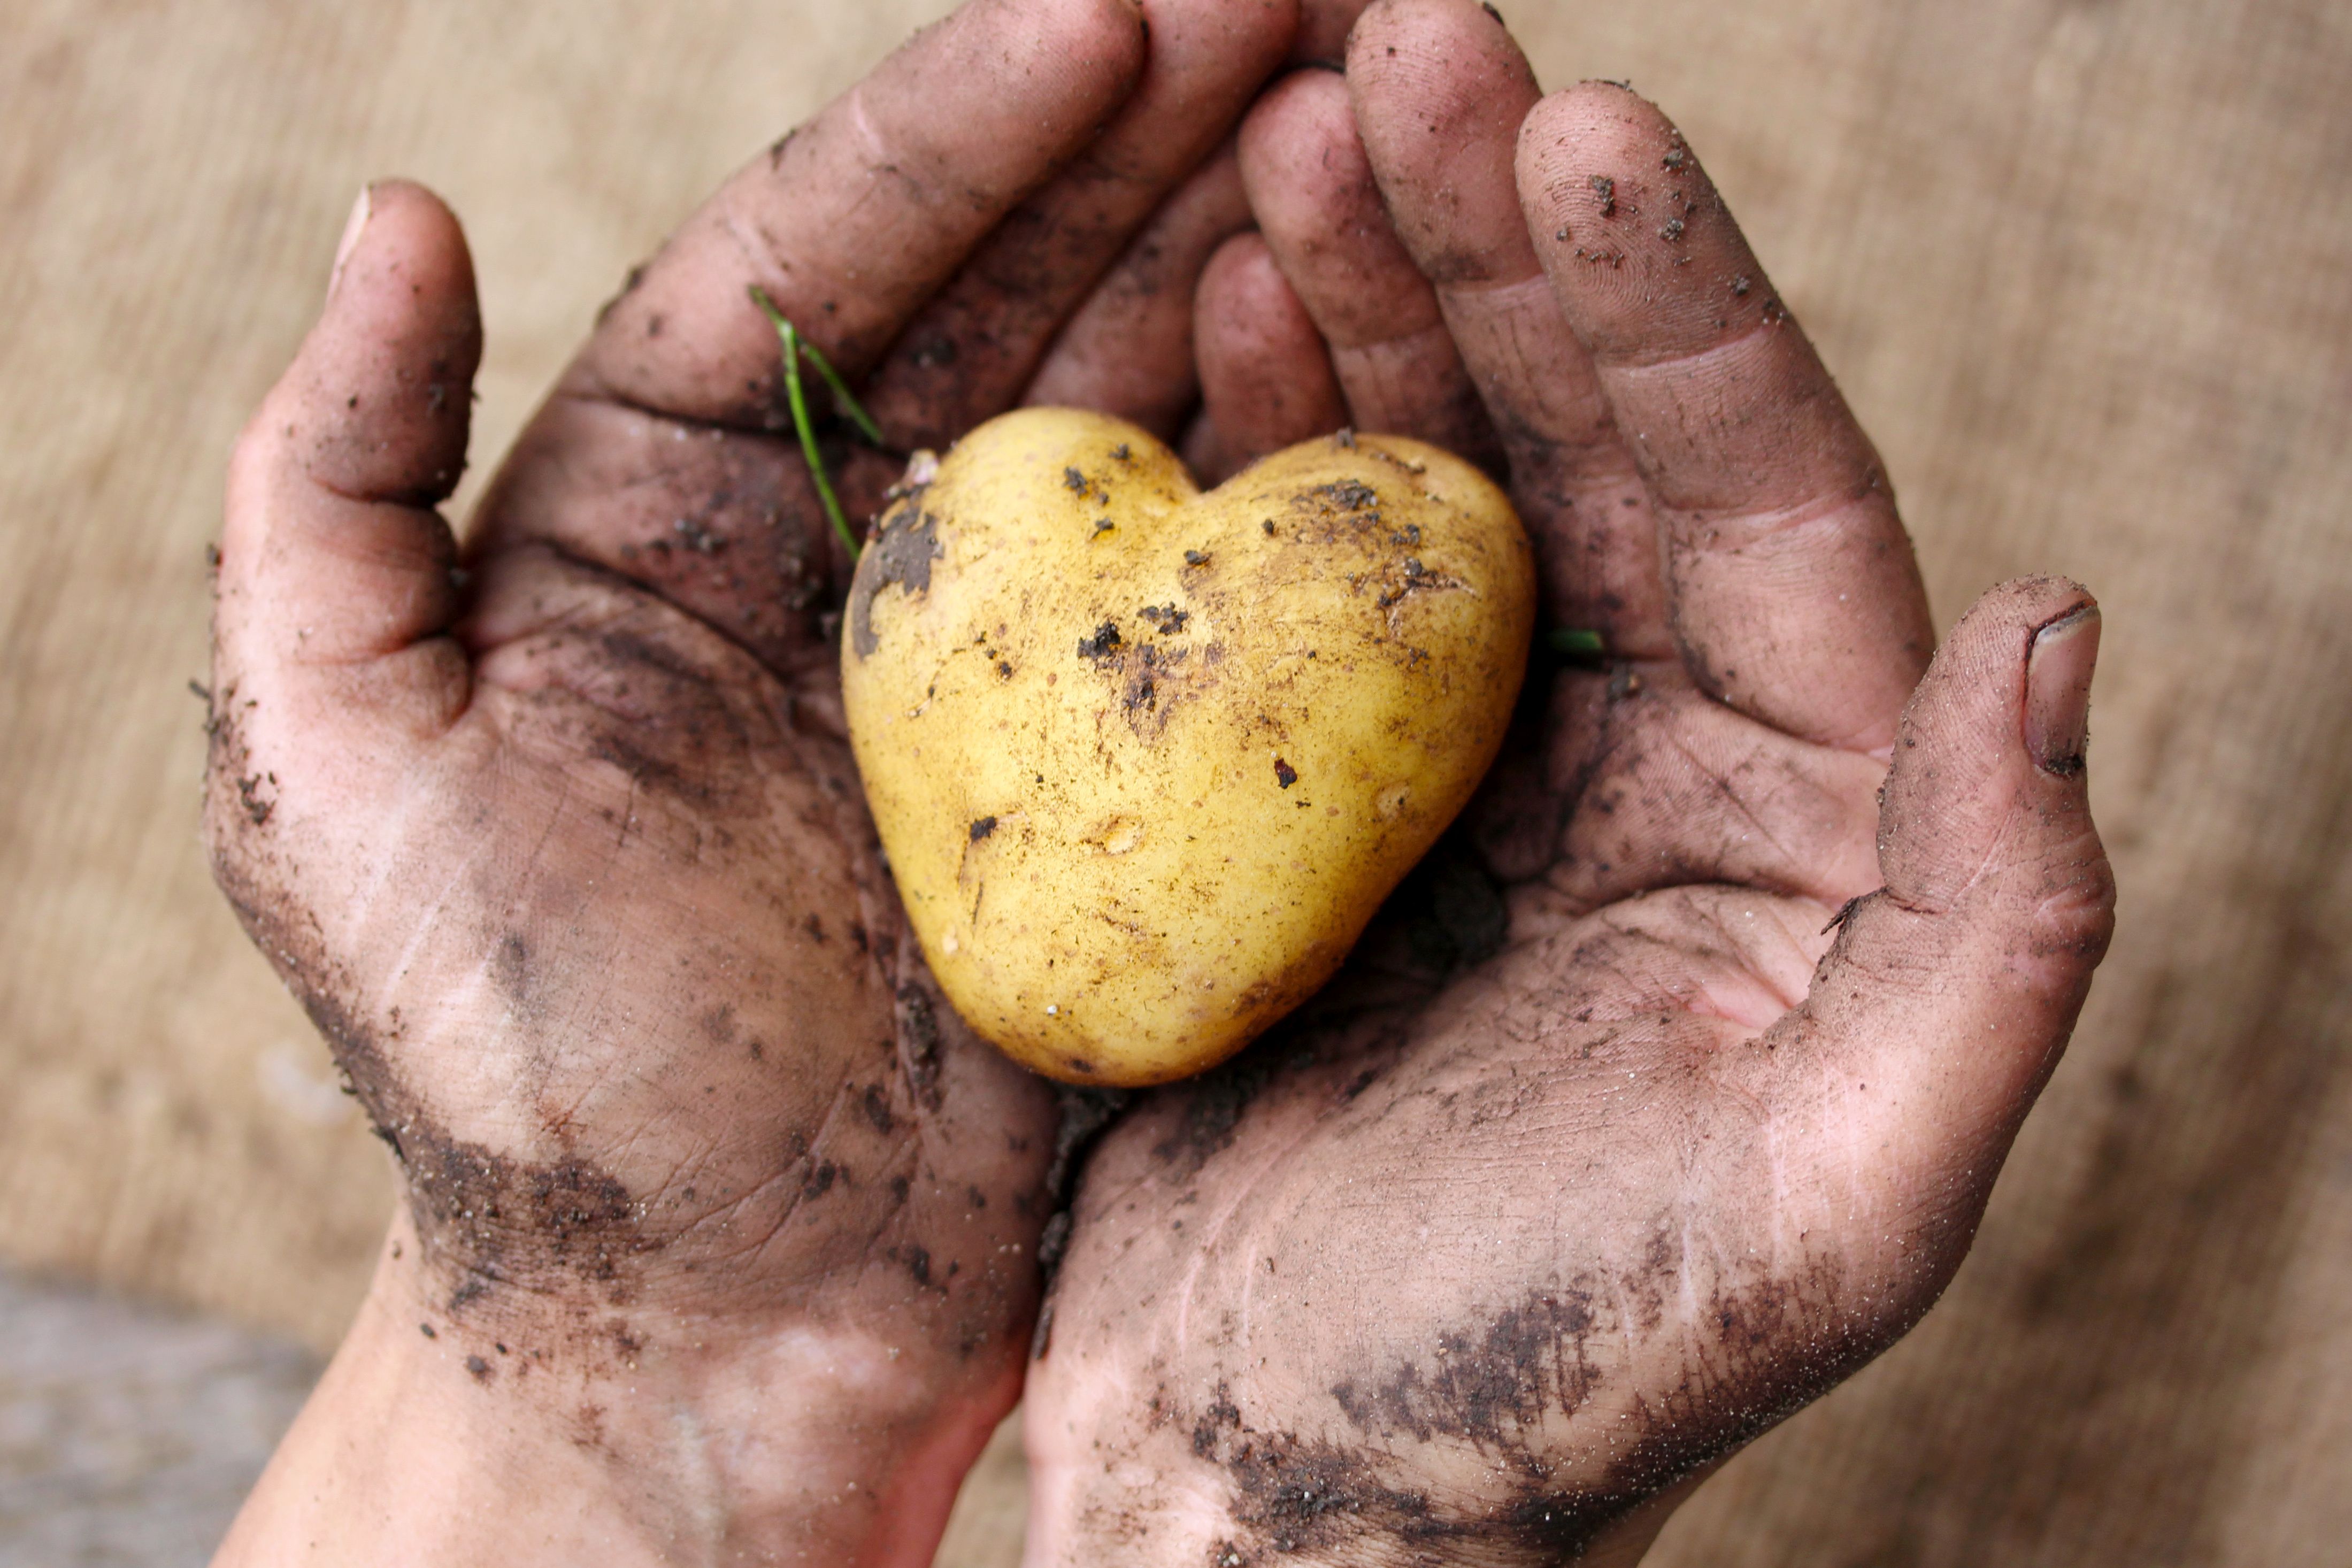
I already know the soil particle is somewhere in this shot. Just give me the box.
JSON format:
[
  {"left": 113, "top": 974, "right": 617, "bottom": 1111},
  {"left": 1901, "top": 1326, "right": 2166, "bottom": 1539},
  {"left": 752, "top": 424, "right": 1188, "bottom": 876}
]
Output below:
[
  {"left": 1309, "top": 479, "right": 1378, "bottom": 513},
  {"left": 969, "top": 815, "right": 998, "bottom": 842},
  {"left": 493, "top": 934, "right": 531, "bottom": 1005},
  {"left": 1036, "top": 1210, "right": 1072, "bottom": 1274},
  {"left": 1031, "top": 1086, "right": 1133, "bottom": 1362},
  {"left": 1273, "top": 759, "right": 1298, "bottom": 789},
  {"left": 1046, "top": 1086, "right": 1132, "bottom": 1201},
  {"left": 1078, "top": 620, "right": 1124, "bottom": 663},
  {"left": 896, "top": 986, "right": 944, "bottom": 1109},
  {"left": 860, "top": 1083, "right": 896, "bottom": 1134},
  {"left": 236, "top": 772, "right": 275, "bottom": 826},
  {"left": 849, "top": 509, "right": 943, "bottom": 658},
  {"left": 275, "top": 978, "right": 658, "bottom": 1313},
  {"left": 587, "top": 727, "right": 701, "bottom": 806},
  {"left": 1189, "top": 1396, "right": 1435, "bottom": 1557},
  {"left": 1589, "top": 174, "right": 1617, "bottom": 216},
  {"left": 1151, "top": 1052, "right": 1275, "bottom": 1178},
  {"left": 671, "top": 514, "right": 723, "bottom": 555},
  {"left": 1330, "top": 1288, "right": 1601, "bottom": 1446}
]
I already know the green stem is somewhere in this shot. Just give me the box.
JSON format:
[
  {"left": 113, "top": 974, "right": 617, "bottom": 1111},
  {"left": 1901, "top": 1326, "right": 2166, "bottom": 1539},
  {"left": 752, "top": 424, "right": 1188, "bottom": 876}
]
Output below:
[
  {"left": 796, "top": 336, "right": 884, "bottom": 447},
  {"left": 749, "top": 286, "right": 876, "bottom": 561},
  {"left": 1548, "top": 626, "right": 1606, "bottom": 656}
]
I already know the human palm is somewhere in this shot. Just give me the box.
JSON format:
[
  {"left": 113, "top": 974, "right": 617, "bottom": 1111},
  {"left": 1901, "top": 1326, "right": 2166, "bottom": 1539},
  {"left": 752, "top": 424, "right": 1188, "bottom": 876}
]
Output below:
[
  {"left": 205, "top": 0, "right": 1319, "bottom": 1559},
  {"left": 1023, "top": 4, "right": 2113, "bottom": 1563}
]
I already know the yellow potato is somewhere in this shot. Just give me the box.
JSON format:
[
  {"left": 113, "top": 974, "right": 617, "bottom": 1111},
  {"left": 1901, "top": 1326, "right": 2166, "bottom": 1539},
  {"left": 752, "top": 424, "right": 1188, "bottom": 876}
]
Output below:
[{"left": 843, "top": 408, "right": 1534, "bottom": 1086}]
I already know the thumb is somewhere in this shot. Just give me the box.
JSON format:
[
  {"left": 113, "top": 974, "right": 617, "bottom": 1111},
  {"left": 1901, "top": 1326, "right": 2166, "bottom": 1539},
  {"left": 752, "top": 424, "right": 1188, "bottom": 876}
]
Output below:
[
  {"left": 206, "top": 181, "right": 481, "bottom": 897},
  {"left": 213, "top": 179, "right": 480, "bottom": 722},
  {"left": 1783, "top": 575, "right": 2116, "bottom": 1223}
]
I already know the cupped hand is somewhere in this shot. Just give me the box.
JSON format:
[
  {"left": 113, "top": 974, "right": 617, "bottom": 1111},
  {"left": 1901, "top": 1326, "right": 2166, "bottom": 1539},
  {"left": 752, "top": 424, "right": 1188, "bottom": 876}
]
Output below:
[
  {"left": 1023, "top": 2, "right": 2115, "bottom": 1563},
  {"left": 203, "top": 1, "right": 1321, "bottom": 1561}
]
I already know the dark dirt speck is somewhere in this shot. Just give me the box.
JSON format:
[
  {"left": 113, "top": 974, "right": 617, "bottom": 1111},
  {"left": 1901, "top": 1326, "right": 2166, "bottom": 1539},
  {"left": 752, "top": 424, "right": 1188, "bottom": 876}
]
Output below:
[
  {"left": 1310, "top": 479, "right": 1378, "bottom": 512},
  {"left": 849, "top": 510, "right": 943, "bottom": 659},
  {"left": 1078, "top": 621, "right": 1123, "bottom": 663}
]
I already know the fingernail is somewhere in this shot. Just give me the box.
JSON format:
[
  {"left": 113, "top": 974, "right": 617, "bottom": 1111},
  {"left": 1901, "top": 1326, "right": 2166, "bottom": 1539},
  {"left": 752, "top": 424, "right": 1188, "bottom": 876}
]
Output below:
[
  {"left": 2025, "top": 604, "right": 2099, "bottom": 777},
  {"left": 329, "top": 185, "right": 373, "bottom": 295}
]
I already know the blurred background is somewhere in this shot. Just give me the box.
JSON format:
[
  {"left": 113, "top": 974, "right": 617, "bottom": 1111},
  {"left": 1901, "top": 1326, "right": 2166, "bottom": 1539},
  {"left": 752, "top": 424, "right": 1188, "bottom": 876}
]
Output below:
[{"left": 1, "top": 0, "right": 2346, "bottom": 1562}]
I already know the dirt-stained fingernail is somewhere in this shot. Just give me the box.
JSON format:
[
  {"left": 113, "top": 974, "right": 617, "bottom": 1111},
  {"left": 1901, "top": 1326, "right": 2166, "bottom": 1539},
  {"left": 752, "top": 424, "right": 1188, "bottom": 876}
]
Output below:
[
  {"left": 2025, "top": 603, "right": 2099, "bottom": 777},
  {"left": 330, "top": 185, "right": 373, "bottom": 296}
]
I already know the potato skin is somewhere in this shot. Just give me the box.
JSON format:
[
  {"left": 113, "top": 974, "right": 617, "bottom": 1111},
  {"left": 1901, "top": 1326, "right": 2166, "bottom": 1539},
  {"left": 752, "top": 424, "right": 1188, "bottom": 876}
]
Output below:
[{"left": 843, "top": 408, "right": 1534, "bottom": 1086}]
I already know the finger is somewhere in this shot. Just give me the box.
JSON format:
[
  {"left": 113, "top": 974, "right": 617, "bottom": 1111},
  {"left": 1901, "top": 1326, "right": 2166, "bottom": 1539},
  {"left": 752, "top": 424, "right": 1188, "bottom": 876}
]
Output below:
[
  {"left": 573, "top": 0, "right": 1149, "bottom": 426},
  {"left": 860, "top": 0, "right": 1300, "bottom": 448},
  {"left": 1781, "top": 578, "right": 2112, "bottom": 1224},
  {"left": 472, "top": 0, "right": 1149, "bottom": 678},
  {"left": 213, "top": 181, "right": 479, "bottom": 749},
  {"left": 1347, "top": 0, "right": 1670, "bottom": 656},
  {"left": 1236, "top": 68, "right": 1498, "bottom": 467},
  {"left": 1517, "top": 83, "right": 1933, "bottom": 751},
  {"left": 1189, "top": 232, "right": 1348, "bottom": 482},
  {"left": 206, "top": 181, "right": 482, "bottom": 954},
  {"left": 1022, "top": 145, "right": 1252, "bottom": 440}
]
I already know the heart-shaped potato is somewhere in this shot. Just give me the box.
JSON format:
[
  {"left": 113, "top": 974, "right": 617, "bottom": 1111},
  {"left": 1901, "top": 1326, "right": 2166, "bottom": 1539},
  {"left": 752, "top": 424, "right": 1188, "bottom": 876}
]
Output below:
[{"left": 843, "top": 408, "right": 1533, "bottom": 1086}]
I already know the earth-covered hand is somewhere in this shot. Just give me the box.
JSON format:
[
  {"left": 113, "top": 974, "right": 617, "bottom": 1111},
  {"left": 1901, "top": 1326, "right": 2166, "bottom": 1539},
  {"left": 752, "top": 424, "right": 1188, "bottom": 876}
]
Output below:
[
  {"left": 201, "top": 1, "right": 1335, "bottom": 1561},
  {"left": 1023, "top": 2, "right": 2116, "bottom": 1563}
]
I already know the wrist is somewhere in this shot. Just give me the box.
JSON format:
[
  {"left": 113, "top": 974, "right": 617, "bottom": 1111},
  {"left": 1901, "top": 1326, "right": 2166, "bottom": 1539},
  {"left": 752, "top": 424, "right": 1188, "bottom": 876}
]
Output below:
[{"left": 217, "top": 1212, "right": 1018, "bottom": 1566}]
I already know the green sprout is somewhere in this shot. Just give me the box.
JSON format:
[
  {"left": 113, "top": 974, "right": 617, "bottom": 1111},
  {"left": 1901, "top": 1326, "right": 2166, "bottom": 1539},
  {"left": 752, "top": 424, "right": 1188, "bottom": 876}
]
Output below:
[
  {"left": 749, "top": 285, "right": 882, "bottom": 561},
  {"left": 1547, "top": 626, "right": 1606, "bottom": 657}
]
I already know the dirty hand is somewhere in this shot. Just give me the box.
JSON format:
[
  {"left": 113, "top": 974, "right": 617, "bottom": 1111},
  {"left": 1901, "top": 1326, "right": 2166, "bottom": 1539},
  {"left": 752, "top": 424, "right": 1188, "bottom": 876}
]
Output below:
[
  {"left": 1023, "top": 2, "right": 2117, "bottom": 1563},
  {"left": 200, "top": 0, "right": 1328, "bottom": 1561}
]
